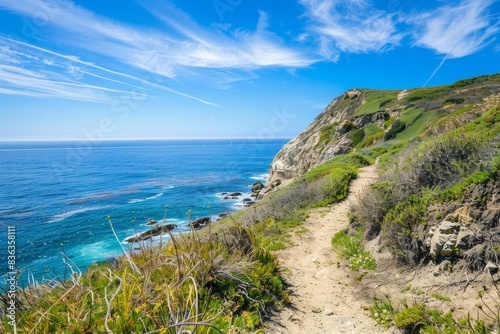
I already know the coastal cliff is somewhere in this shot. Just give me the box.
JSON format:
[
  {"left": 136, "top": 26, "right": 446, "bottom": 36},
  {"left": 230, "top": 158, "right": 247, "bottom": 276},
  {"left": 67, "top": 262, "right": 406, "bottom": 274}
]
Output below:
[{"left": 267, "top": 74, "right": 500, "bottom": 187}]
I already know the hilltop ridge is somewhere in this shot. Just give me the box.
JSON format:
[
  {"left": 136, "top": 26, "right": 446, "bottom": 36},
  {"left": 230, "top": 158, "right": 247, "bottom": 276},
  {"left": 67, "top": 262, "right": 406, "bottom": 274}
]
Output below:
[{"left": 267, "top": 74, "right": 500, "bottom": 187}]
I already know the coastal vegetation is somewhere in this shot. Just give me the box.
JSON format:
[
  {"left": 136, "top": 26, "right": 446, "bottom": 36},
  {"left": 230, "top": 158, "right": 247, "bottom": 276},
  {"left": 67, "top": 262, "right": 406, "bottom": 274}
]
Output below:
[
  {"left": 2, "top": 74, "right": 500, "bottom": 332},
  {"left": 0, "top": 153, "right": 371, "bottom": 332}
]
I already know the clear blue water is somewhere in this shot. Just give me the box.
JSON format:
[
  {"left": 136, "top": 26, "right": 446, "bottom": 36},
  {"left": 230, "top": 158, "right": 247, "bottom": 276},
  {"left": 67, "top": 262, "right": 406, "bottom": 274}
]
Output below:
[{"left": 0, "top": 139, "right": 286, "bottom": 287}]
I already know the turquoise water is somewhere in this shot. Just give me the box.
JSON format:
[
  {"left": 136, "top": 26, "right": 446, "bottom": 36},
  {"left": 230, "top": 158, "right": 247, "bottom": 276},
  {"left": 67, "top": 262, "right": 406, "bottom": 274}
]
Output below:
[{"left": 0, "top": 139, "right": 286, "bottom": 287}]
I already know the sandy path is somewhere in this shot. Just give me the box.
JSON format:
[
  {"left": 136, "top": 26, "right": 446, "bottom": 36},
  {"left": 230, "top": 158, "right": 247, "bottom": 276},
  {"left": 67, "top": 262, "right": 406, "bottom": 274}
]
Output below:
[{"left": 267, "top": 165, "right": 389, "bottom": 334}]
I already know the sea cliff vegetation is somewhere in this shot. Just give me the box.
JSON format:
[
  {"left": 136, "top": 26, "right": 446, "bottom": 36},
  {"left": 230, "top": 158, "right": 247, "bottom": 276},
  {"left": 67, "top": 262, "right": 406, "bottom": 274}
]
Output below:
[{"left": 2, "top": 74, "right": 500, "bottom": 333}]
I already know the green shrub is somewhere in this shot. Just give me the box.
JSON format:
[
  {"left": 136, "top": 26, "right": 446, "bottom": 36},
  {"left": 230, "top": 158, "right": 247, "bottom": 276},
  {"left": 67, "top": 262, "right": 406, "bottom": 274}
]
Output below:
[
  {"left": 431, "top": 293, "right": 451, "bottom": 302},
  {"left": 351, "top": 128, "right": 365, "bottom": 146},
  {"left": 319, "top": 123, "right": 337, "bottom": 144},
  {"left": 357, "top": 123, "right": 384, "bottom": 148},
  {"left": 2, "top": 222, "right": 290, "bottom": 333},
  {"left": 443, "top": 98, "right": 465, "bottom": 105},
  {"left": 384, "top": 119, "right": 406, "bottom": 140},
  {"left": 440, "top": 170, "right": 494, "bottom": 202},
  {"left": 394, "top": 305, "right": 427, "bottom": 330},
  {"left": 332, "top": 229, "right": 376, "bottom": 271},
  {"left": 357, "top": 102, "right": 500, "bottom": 267},
  {"left": 382, "top": 189, "right": 435, "bottom": 265},
  {"left": 384, "top": 116, "right": 396, "bottom": 129}
]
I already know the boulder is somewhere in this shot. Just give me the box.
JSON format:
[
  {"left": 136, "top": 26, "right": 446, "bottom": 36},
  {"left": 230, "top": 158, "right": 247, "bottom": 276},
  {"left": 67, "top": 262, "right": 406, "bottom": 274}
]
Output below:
[
  {"left": 125, "top": 224, "right": 177, "bottom": 243},
  {"left": 486, "top": 261, "right": 499, "bottom": 275},
  {"left": 269, "top": 179, "right": 281, "bottom": 189},
  {"left": 432, "top": 259, "right": 452, "bottom": 277},
  {"left": 252, "top": 181, "right": 264, "bottom": 193},
  {"left": 190, "top": 217, "right": 211, "bottom": 230},
  {"left": 456, "top": 227, "right": 474, "bottom": 251},
  {"left": 223, "top": 196, "right": 239, "bottom": 200},
  {"left": 218, "top": 213, "right": 229, "bottom": 219},
  {"left": 230, "top": 192, "right": 242, "bottom": 197},
  {"left": 251, "top": 181, "right": 265, "bottom": 198},
  {"left": 429, "top": 221, "right": 460, "bottom": 259}
]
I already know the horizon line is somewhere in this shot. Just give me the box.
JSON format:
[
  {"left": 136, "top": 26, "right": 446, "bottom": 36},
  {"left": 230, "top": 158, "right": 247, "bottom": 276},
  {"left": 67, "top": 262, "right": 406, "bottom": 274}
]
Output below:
[{"left": 0, "top": 136, "right": 294, "bottom": 143}]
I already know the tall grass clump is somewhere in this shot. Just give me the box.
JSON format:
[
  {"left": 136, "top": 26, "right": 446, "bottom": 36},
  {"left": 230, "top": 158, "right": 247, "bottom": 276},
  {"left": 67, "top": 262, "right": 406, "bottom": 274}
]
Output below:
[{"left": 1, "top": 222, "right": 290, "bottom": 333}]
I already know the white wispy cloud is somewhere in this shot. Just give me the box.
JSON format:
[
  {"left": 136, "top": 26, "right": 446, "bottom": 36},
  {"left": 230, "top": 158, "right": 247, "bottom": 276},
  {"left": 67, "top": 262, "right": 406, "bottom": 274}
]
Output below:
[
  {"left": 410, "top": 0, "right": 500, "bottom": 58},
  {"left": 299, "top": 0, "right": 402, "bottom": 61},
  {"left": 0, "top": 39, "right": 160, "bottom": 103},
  {"left": 143, "top": 2, "right": 315, "bottom": 70},
  {"left": 0, "top": 37, "right": 218, "bottom": 105},
  {"left": 0, "top": 0, "right": 316, "bottom": 90}
]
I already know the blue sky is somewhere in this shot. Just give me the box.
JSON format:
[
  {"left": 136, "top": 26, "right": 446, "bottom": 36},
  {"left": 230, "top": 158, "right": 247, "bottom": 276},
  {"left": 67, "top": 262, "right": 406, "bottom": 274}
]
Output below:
[{"left": 0, "top": 0, "right": 499, "bottom": 141}]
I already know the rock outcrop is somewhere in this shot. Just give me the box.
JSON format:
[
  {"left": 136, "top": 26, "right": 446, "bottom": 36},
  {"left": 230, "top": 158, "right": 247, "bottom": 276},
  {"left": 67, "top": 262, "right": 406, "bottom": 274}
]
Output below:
[
  {"left": 190, "top": 217, "right": 211, "bottom": 230},
  {"left": 125, "top": 224, "right": 177, "bottom": 243},
  {"left": 427, "top": 220, "right": 461, "bottom": 259},
  {"left": 266, "top": 89, "right": 398, "bottom": 186}
]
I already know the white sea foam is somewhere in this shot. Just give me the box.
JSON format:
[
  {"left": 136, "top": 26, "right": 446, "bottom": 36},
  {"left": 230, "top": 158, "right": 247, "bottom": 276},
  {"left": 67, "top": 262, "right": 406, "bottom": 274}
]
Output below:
[
  {"left": 46, "top": 206, "right": 111, "bottom": 223},
  {"left": 128, "top": 192, "right": 164, "bottom": 204},
  {"left": 72, "top": 240, "right": 120, "bottom": 262},
  {"left": 250, "top": 173, "right": 268, "bottom": 181}
]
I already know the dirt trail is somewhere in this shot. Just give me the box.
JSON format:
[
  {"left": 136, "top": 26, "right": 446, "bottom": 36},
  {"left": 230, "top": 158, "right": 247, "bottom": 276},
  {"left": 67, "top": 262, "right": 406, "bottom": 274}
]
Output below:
[{"left": 267, "top": 164, "right": 389, "bottom": 334}]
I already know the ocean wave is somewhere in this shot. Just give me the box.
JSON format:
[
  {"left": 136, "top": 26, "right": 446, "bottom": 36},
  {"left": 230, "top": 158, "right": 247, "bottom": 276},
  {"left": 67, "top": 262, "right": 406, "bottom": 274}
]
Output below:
[
  {"left": 250, "top": 173, "right": 268, "bottom": 181},
  {"left": 128, "top": 192, "right": 164, "bottom": 204},
  {"left": 71, "top": 240, "right": 120, "bottom": 263},
  {"left": 46, "top": 206, "right": 111, "bottom": 224}
]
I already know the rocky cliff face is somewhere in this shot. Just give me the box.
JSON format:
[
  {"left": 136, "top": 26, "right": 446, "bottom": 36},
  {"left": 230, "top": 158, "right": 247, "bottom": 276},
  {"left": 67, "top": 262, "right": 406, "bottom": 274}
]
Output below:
[
  {"left": 267, "top": 89, "right": 400, "bottom": 185},
  {"left": 267, "top": 75, "right": 500, "bottom": 187}
]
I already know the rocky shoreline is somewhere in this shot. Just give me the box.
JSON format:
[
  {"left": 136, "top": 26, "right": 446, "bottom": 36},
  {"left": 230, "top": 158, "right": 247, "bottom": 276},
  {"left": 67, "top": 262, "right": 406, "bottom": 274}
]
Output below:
[{"left": 124, "top": 181, "right": 271, "bottom": 243}]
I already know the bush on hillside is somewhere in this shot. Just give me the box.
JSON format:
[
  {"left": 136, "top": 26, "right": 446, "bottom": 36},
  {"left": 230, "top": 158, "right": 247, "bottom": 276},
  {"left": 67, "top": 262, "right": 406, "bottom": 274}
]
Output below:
[
  {"left": 384, "top": 119, "right": 406, "bottom": 140},
  {"left": 353, "top": 104, "right": 500, "bottom": 266},
  {"left": 351, "top": 128, "right": 365, "bottom": 146}
]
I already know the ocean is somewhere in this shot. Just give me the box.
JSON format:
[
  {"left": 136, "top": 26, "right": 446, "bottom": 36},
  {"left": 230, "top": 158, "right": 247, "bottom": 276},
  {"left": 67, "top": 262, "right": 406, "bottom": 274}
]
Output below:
[{"left": 0, "top": 139, "right": 287, "bottom": 287}]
